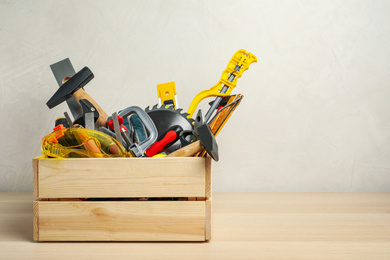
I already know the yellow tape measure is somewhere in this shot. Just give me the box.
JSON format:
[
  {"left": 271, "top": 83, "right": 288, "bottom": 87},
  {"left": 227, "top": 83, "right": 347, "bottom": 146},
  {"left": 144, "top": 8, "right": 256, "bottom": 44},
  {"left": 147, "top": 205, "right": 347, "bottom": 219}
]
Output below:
[{"left": 157, "top": 82, "right": 178, "bottom": 109}]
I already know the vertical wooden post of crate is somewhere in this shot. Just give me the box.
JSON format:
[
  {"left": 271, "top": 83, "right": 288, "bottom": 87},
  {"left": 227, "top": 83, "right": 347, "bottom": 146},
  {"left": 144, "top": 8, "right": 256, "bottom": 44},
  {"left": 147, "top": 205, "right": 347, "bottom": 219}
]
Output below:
[
  {"left": 33, "top": 158, "right": 39, "bottom": 241},
  {"left": 205, "top": 157, "right": 212, "bottom": 241}
]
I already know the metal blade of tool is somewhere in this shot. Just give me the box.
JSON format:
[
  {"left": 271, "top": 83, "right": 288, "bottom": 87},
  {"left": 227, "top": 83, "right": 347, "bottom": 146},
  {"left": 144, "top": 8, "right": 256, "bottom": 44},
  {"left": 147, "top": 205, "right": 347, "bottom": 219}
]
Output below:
[
  {"left": 112, "top": 112, "right": 123, "bottom": 147},
  {"left": 73, "top": 99, "right": 100, "bottom": 128},
  {"left": 63, "top": 112, "right": 74, "bottom": 128},
  {"left": 50, "top": 58, "right": 82, "bottom": 119},
  {"left": 85, "top": 112, "right": 95, "bottom": 130}
]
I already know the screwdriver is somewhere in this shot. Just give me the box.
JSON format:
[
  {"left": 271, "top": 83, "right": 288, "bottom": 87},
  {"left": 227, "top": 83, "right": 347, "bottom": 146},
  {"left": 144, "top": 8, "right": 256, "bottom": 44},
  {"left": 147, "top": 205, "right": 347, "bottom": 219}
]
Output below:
[{"left": 145, "top": 125, "right": 183, "bottom": 157}]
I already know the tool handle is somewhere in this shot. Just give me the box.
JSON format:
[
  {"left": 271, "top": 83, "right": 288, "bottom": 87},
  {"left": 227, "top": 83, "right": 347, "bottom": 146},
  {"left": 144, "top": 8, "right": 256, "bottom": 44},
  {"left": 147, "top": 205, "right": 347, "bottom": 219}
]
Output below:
[
  {"left": 120, "top": 126, "right": 133, "bottom": 148},
  {"left": 108, "top": 115, "right": 124, "bottom": 129},
  {"left": 167, "top": 140, "right": 202, "bottom": 158},
  {"left": 145, "top": 130, "right": 178, "bottom": 157},
  {"left": 76, "top": 130, "right": 103, "bottom": 156},
  {"left": 187, "top": 49, "right": 256, "bottom": 118},
  {"left": 73, "top": 88, "right": 108, "bottom": 127}
]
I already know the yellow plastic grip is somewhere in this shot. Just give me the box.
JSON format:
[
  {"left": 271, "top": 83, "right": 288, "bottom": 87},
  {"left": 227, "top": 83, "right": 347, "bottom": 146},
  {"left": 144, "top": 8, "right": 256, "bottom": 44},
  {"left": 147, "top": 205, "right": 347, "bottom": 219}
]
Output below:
[{"left": 187, "top": 49, "right": 257, "bottom": 118}]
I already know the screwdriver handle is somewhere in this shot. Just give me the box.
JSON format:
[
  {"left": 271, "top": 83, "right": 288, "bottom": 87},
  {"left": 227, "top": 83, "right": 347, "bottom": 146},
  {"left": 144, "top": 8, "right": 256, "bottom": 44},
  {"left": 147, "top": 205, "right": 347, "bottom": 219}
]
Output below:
[{"left": 145, "top": 125, "right": 183, "bottom": 157}]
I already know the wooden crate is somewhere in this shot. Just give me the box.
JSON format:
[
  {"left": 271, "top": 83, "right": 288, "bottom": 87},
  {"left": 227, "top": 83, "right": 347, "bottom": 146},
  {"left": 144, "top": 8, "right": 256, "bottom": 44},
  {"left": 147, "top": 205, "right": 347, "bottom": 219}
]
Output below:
[{"left": 33, "top": 157, "right": 212, "bottom": 241}]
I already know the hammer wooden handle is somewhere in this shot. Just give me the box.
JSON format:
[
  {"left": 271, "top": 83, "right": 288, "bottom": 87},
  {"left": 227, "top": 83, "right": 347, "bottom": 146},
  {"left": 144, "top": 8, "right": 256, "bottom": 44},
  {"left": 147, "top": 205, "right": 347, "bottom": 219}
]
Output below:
[
  {"left": 73, "top": 88, "right": 108, "bottom": 127},
  {"left": 167, "top": 140, "right": 203, "bottom": 157}
]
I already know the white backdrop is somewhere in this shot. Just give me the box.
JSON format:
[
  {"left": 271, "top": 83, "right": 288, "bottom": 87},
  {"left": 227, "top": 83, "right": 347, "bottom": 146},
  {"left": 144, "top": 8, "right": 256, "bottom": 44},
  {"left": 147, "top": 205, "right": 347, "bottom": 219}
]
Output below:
[{"left": 1, "top": 0, "right": 389, "bottom": 192}]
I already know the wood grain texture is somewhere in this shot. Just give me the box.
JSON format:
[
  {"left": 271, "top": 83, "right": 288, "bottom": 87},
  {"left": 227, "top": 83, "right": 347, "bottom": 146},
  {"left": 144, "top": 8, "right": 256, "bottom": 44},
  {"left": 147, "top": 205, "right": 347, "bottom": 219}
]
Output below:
[
  {"left": 36, "top": 201, "right": 206, "bottom": 241},
  {"left": 32, "top": 158, "right": 38, "bottom": 198},
  {"left": 33, "top": 201, "right": 38, "bottom": 241},
  {"left": 1, "top": 193, "right": 390, "bottom": 259},
  {"left": 37, "top": 157, "right": 207, "bottom": 198},
  {"left": 205, "top": 199, "right": 211, "bottom": 241},
  {"left": 205, "top": 157, "right": 212, "bottom": 200}
]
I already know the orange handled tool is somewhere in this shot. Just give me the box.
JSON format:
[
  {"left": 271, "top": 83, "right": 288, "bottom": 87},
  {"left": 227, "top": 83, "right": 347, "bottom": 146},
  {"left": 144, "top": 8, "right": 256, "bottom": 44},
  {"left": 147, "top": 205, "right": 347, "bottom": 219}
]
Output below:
[{"left": 145, "top": 125, "right": 183, "bottom": 157}]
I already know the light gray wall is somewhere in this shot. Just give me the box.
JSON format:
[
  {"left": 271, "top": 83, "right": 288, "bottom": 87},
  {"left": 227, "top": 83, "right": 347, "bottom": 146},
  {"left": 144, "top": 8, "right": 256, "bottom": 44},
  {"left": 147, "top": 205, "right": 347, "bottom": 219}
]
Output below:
[{"left": 1, "top": 0, "right": 389, "bottom": 192}]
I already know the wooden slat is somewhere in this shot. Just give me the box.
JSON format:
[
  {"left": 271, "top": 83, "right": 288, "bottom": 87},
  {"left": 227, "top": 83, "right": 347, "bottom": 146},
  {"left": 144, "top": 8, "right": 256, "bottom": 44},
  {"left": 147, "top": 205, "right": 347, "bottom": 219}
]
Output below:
[
  {"left": 37, "top": 157, "right": 207, "bottom": 198},
  {"left": 33, "top": 201, "right": 39, "bottom": 241},
  {"left": 205, "top": 199, "right": 211, "bottom": 241},
  {"left": 37, "top": 201, "right": 206, "bottom": 241},
  {"left": 205, "top": 157, "right": 212, "bottom": 200},
  {"left": 32, "top": 158, "right": 38, "bottom": 198}
]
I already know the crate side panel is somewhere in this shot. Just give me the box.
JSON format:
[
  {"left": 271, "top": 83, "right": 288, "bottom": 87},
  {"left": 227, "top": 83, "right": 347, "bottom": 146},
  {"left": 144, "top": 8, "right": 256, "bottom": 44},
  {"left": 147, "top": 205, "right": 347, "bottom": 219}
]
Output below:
[
  {"left": 33, "top": 201, "right": 39, "bottom": 241},
  {"left": 205, "top": 199, "right": 211, "bottom": 241},
  {"left": 38, "top": 158, "right": 206, "bottom": 198},
  {"left": 33, "top": 158, "right": 39, "bottom": 198},
  {"left": 37, "top": 201, "right": 206, "bottom": 241},
  {"left": 205, "top": 157, "right": 212, "bottom": 200}
]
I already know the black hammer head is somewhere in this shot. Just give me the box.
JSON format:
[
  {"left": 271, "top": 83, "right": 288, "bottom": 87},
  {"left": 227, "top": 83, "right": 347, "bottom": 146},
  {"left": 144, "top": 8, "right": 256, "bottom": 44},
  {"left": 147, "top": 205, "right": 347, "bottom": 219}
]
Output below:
[
  {"left": 197, "top": 123, "right": 219, "bottom": 161},
  {"left": 46, "top": 67, "right": 94, "bottom": 109},
  {"left": 192, "top": 109, "right": 219, "bottom": 161}
]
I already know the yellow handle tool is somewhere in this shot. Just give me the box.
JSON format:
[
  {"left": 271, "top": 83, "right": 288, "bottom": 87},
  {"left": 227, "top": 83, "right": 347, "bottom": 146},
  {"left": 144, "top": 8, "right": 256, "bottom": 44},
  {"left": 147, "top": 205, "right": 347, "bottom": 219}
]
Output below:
[{"left": 187, "top": 49, "right": 257, "bottom": 119}]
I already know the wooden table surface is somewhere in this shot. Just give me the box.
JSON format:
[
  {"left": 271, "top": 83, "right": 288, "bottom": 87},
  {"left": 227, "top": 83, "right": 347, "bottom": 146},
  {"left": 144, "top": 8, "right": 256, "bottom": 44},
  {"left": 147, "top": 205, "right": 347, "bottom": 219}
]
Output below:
[{"left": 1, "top": 192, "right": 389, "bottom": 259}]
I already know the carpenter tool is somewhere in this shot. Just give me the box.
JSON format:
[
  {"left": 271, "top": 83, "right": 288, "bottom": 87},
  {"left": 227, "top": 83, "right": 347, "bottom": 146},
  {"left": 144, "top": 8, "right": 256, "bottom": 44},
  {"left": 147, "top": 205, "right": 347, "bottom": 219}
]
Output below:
[
  {"left": 84, "top": 112, "right": 95, "bottom": 130},
  {"left": 107, "top": 114, "right": 146, "bottom": 143},
  {"left": 157, "top": 82, "right": 179, "bottom": 109},
  {"left": 50, "top": 58, "right": 82, "bottom": 119},
  {"left": 118, "top": 106, "right": 158, "bottom": 157},
  {"left": 46, "top": 66, "right": 109, "bottom": 127},
  {"left": 186, "top": 49, "right": 257, "bottom": 121},
  {"left": 129, "top": 114, "right": 146, "bottom": 143},
  {"left": 107, "top": 115, "right": 124, "bottom": 130},
  {"left": 197, "top": 94, "right": 243, "bottom": 157},
  {"left": 111, "top": 112, "right": 123, "bottom": 147},
  {"left": 73, "top": 99, "right": 100, "bottom": 128},
  {"left": 120, "top": 126, "right": 133, "bottom": 149},
  {"left": 145, "top": 125, "right": 183, "bottom": 157},
  {"left": 98, "top": 115, "right": 127, "bottom": 148},
  {"left": 145, "top": 105, "right": 194, "bottom": 153},
  {"left": 64, "top": 112, "right": 74, "bottom": 128},
  {"left": 168, "top": 110, "right": 218, "bottom": 161}
]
